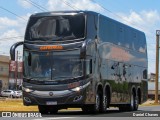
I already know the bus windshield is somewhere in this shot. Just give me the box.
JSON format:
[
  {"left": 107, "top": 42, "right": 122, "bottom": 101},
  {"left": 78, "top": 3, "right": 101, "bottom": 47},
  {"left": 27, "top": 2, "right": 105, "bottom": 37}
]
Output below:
[
  {"left": 23, "top": 51, "right": 83, "bottom": 80},
  {"left": 25, "top": 14, "right": 85, "bottom": 41}
]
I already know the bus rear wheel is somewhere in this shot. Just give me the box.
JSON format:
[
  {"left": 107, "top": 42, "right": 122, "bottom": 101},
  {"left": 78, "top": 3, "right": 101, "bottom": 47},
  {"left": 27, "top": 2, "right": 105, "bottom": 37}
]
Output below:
[
  {"left": 119, "top": 91, "right": 138, "bottom": 111},
  {"left": 129, "top": 91, "right": 138, "bottom": 111}
]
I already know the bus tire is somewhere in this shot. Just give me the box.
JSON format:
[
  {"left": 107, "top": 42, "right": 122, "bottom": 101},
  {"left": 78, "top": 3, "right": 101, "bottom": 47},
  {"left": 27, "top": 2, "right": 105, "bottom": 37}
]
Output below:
[
  {"left": 134, "top": 95, "right": 139, "bottom": 111},
  {"left": 102, "top": 93, "right": 108, "bottom": 112},
  {"left": 90, "top": 91, "right": 101, "bottom": 113},
  {"left": 38, "top": 105, "right": 48, "bottom": 114},
  {"left": 81, "top": 105, "right": 91, "bottom": 113},
  {"left": 119, "top": 91, "right": 138, "bottom": 111},
  {"left": 128, "top": 91, "right": 138, "bottom": 111},
  {"left": 49, "top": 108, "right": 58, "bottom": 114}
]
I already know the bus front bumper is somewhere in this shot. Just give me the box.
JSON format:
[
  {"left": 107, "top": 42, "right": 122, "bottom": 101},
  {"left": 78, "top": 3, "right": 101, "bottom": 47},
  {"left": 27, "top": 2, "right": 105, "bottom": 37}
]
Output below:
[{"left": 22, "top": 82, "right": 90, "bottom": 107}]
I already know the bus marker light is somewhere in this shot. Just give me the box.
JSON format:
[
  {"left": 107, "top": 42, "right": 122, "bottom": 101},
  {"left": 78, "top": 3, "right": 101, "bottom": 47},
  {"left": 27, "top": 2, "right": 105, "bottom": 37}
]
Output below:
[{"left": 40, "top": 45, "right": 63, "bottom": 50}]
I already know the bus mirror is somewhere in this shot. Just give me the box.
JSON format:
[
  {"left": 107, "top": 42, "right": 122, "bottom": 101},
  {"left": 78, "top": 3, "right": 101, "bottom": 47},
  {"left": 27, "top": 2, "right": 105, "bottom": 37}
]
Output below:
[{"left": 28, "top": 53, "right": 31, "bottom": 66}]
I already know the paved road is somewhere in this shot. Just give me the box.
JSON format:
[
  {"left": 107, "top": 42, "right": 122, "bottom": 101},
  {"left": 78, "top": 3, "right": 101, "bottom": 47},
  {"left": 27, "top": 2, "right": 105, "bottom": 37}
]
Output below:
[{"left": 1, "top": 106, "right": 160, "bottom": 120}]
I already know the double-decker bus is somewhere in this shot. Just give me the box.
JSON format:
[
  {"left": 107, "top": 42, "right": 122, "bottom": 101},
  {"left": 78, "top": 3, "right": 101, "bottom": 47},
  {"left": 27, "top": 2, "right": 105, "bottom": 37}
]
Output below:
[{"left": 10, "top": 11, "right": 148, "bottom": 114}]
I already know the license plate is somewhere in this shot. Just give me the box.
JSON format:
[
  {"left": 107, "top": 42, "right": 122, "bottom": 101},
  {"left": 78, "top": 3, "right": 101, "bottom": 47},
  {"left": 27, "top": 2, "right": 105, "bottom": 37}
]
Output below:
[{"left": 46, "top": 101, "right": 57, "bottom": 105}]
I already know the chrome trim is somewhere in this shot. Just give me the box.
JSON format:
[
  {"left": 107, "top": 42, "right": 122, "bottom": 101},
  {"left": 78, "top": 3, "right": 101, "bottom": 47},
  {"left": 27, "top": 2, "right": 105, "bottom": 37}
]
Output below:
[{"left": 30, "top": 81, "right": 90, "bottom": 97}]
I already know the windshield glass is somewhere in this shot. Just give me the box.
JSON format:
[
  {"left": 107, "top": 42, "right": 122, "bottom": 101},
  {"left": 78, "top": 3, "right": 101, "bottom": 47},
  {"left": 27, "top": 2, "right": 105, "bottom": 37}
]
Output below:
[
  {"left": 23, "top": 51, "right": 83, "bottom": 80},
  {"left": 25, "top": 14, "right": 85, "bottom": 41}
]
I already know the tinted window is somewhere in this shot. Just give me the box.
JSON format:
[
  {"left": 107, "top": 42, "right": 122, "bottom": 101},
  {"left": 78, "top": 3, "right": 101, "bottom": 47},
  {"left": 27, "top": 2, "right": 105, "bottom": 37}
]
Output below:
[
  {"left": 98, "top": 15, "right": 146, "bottom": 53},
  {"left": 117, "top": 25, "right": 125, "bottom": 46},
  {"left": 138, "top": 33, "right": 146, "bottom": 53},
  {"left": 98, "top": 16, "right": 117, "bottom": 44},
  {"left": 25, "top": 14, "right": 85, "bottom": 41}
]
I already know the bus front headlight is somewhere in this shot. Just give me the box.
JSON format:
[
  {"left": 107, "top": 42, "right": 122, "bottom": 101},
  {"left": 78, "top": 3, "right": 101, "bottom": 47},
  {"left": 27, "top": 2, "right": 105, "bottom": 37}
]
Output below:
[
  {"left": 72, "top": 87, "right": 81, "bottom": 92},
  {"left": 22, "top": 87, "right": 34, "bottom": 93}
]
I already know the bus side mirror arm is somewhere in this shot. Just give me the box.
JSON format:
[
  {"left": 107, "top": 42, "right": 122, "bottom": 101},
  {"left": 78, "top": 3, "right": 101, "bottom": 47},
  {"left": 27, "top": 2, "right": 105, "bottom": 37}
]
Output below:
[{"left": 10, "top": 41, "right": 24, "bottom": 60}]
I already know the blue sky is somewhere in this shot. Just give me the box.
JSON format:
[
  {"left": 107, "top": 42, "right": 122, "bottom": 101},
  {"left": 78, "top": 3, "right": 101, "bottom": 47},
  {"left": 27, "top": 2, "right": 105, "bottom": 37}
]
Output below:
[{"left": 0, "top": 0, "right": 160, "bottom": 75}]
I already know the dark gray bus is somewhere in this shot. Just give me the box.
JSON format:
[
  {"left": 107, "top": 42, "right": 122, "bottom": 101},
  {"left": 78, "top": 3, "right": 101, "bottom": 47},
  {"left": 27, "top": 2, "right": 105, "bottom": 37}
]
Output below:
[{"left": 10, "top": 11, "right": 148, "bottom": 114}]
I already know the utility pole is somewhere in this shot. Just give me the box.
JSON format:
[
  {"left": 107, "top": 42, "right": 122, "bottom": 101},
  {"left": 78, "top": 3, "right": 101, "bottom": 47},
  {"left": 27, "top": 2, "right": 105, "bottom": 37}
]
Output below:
[{"left": 155, "top": 30, "right": 160, "bottom": 104}]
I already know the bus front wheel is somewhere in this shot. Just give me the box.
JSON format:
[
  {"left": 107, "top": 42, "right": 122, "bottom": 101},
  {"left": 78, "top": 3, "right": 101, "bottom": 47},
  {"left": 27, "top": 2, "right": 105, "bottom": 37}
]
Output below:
[
  {"left": 38, "top": 105, "right": 58, "bottom": 114},
  {"left": 102, "top": 93, "right": 108, "bottom": 112},
  {"left": 38, "top": 105, "right": 48, "bottom": 114},
  {"left": 90, "top": 91, "right": 101, "bottom": 113}
]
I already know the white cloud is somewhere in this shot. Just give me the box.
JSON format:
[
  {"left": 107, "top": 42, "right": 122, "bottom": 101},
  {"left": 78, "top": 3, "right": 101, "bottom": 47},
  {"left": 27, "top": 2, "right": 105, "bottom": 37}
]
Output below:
[
  {"left": 18, "top": 0, "right": 32, "bottom": 8},
  {"left": 0, "top": 29, "right": 23, "bottom": 55},
  {"left": 116, "top": 10, "right": 160, "bottom": 73},
  {"left": 0, "top": 13, "right": 30, "bottom": 55},
  {"left": 0, "top": 29, "right": 20, "bottom": 39},
  {"left": 0, "top": 17, "right": 19, "bottom": 30},
  {"left": 116, "top": 10, "right": 160, "bottom": 35},
  {"left": 0, "top": 0, "right": 159, "bottom": 74},
  {"left": 47, "top": 0, "right": 103, "bottom": 12}
]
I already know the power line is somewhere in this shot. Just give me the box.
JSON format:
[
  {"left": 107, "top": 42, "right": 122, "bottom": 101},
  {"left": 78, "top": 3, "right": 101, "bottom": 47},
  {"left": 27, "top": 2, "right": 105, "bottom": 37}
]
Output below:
[
  {"left": 62, "top": 0, "right": 79, "bottom": 10},
  {"left": 90, "top": 0, "right": 156, "bottom": 42},
  {"left": 90, "top": 0, "right": 145, "bottom": 31},
  {"left": 27, "top": 0, "right": 48, "bottom": 11},
  {"left": 63, "top": 0, "right": 156, "bottom": 46},
  {"left": 24, "top": 0, "right": 47, "bottom": 12},
  {"left": 0, "top": 6, "right": 27, "bottom": 21},
  {"left": 25, "top": 0, "right": 78, "bottom": 12}
]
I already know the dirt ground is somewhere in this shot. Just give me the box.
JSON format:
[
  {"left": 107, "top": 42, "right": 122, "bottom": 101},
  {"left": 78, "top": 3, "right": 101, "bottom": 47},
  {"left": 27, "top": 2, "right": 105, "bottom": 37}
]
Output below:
[{"left": 141, "top": 99, "right": 160, "bottom": 106}]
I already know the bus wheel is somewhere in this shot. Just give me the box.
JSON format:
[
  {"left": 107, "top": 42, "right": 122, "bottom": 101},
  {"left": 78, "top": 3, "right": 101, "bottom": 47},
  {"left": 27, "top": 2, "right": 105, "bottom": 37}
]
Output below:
[
  {"left": 81, "top": 105, "right": 91, "bottom": 113},
  {"left": 119, "top": 92, "right": 139, "bottom": 111},
  {"left": 47, "top": 106, "right": 58, "bottom": 114},
  {"left": 129, "top": 91, "right": 138, "bottom": 111},
  {"left": 102, "top": 94, "right": 108, "bottom": 112},
  {"left": 95, "top": 91, "right": 101, "bottom": 112},
  {"left": 90, "top": 91, "right": 101, "bottom": 113},
  {"left": 134, "top": 96, "right": 138, "bottom": 111},
  {"left": 49, "top": 108, "right": 58, "bottom": 114},
  {"left": 38, "top": 105, "right": 48, "bottom": 114}
]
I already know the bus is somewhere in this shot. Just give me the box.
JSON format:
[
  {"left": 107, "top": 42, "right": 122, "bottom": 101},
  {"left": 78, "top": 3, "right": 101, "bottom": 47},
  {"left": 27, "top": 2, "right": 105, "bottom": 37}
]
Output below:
[{"left": 10, "top": 11, "right": 148, "bottom": 114}]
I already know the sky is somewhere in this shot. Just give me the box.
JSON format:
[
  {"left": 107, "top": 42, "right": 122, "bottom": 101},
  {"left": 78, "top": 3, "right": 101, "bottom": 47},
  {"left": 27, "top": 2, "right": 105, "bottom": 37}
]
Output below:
[{"left": 0, "top": 0, "right": 160, "bottom": 74}]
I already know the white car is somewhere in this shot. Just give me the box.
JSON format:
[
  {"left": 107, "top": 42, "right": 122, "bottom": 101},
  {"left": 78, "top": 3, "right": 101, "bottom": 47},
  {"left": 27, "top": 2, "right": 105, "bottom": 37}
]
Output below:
[
  {"left": 13, "top": 91, "right": 22, "bottom": 98},
  {"left": 1, "top": 90, "right": 14, "bottom": 98}
]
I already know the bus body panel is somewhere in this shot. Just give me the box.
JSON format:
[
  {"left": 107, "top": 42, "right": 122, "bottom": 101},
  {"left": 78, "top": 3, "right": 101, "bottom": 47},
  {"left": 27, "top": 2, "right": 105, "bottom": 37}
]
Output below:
[{"left": 10, "top": 11, "right": 148, "bottom": 111}]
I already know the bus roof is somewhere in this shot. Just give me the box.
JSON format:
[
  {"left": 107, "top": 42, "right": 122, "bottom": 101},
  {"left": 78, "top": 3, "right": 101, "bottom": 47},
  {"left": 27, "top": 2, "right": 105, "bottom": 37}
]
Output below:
[
  {"left": 30, "top": 10, "right": 97, "bottom": 17},
  {"left": 30, "top": 10, "right": 145, "bottom": 37}
]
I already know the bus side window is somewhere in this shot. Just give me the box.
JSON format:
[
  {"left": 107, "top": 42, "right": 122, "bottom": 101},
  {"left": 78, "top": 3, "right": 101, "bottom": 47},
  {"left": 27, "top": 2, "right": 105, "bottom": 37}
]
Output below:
[{"left": 143, "top": 69, "right": 147, "bottom": 79}]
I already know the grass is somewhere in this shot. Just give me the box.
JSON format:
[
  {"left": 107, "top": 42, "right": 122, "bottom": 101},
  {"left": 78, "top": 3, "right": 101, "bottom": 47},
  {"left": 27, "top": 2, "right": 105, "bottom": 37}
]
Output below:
[
  {"left": 0, "top": 98, "right": 38, "bottom": 111},
  {"left": 0, "top": 98, "right": 159, "bottom": 111},
  {"left": 0, "top": 98, "right": 80, "bottom": 111}
]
